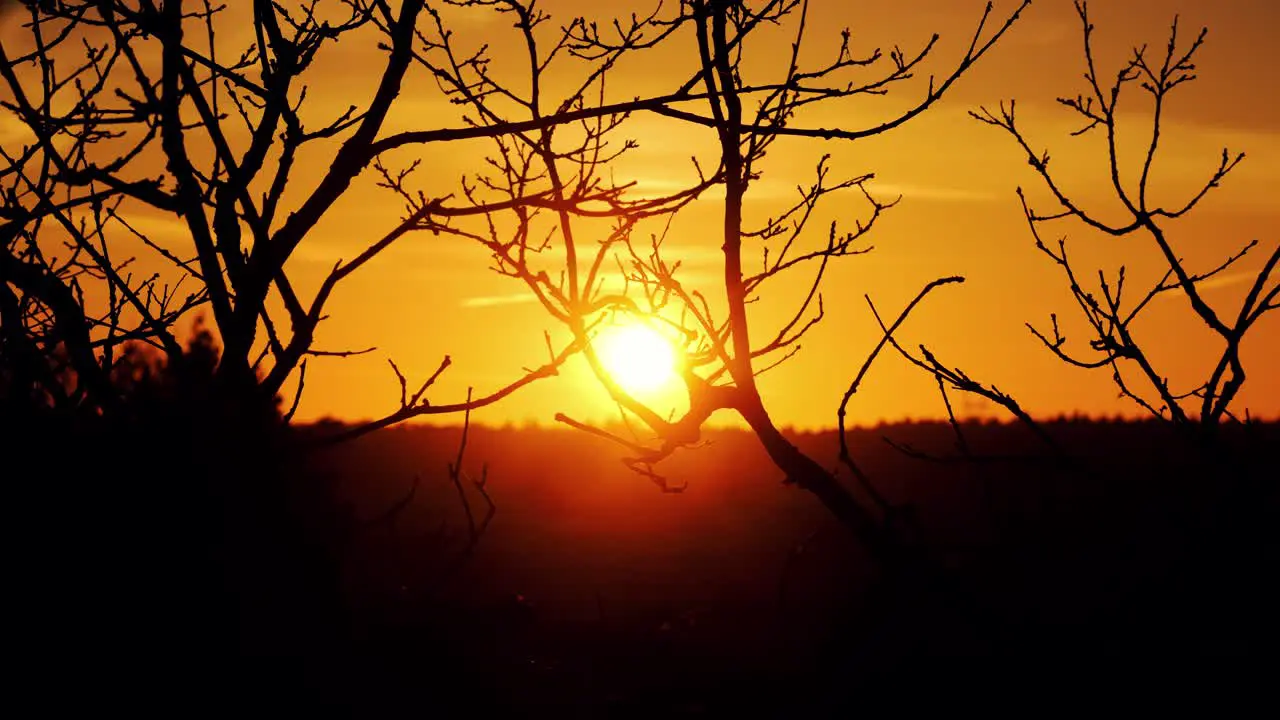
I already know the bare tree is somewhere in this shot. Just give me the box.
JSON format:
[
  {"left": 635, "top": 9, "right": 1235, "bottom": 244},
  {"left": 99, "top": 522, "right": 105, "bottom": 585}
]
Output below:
[
  {"left": 972, "top": 1, "right": 1278, "bottom": 432},
  {"left": 378, "top": 0, "right": 1031, "bottom": 568},
  {"left": 0, "top": 0, "right": 604, "bottom": 430}
]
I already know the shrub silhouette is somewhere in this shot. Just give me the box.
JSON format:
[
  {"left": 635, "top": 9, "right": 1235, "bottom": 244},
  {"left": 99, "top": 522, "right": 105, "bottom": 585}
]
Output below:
[{"left": 6, "top": 319, "right": 350, "bottom": 713}]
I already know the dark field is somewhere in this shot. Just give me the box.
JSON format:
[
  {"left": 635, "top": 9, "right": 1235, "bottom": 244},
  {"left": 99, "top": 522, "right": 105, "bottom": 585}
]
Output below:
[
  {"left": 301, "top": 419, "right": 1279, "bottom": 715},
  {"left": 10, "top": 417, "right": 1278, "bottom": 715}
]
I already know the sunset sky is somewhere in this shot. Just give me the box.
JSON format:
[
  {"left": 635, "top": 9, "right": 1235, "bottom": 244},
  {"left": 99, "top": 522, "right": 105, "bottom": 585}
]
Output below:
[{"left": 4, "top": 0, "right": 1276, "bottom": 429}]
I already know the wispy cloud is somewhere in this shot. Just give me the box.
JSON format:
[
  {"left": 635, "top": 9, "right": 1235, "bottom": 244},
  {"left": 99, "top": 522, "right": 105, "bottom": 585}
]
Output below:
[
  {"left": 461, "top": 293, "right": 538, "bottom": 309},
  {"left": 1198, "top": 271, "right": 1260, "bottom": 292},
  {"left": 0, "top": 114, "right": 33, "bottom": 144},
  {"left": 628, "top": 175, "right": 797, "bottom": 201},
  {"left": 867, "top": 181, "right": 1001, "bottom": 203},
  {"left": 1160, "top": 270, "right": 1260, "bottom": 299},
  {"left": 116, "top": 212, "right": 190, "bottom": 239}
]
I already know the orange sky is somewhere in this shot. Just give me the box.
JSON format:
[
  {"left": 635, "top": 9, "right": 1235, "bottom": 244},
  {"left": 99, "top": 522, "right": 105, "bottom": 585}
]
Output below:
[{"left": 4, "top": 1, "right": 1276, "bottom": 428}]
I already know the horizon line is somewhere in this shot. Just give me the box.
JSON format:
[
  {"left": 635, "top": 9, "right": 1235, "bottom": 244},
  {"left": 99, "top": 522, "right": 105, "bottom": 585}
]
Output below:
[{"left": 295, "top": 412, "right": 1279, "bottom": 433}]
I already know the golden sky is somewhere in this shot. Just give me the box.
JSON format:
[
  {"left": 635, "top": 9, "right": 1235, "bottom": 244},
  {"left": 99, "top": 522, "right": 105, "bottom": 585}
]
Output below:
[{"left": 4, "top": 1, "right": 1276, "bottom": 428}]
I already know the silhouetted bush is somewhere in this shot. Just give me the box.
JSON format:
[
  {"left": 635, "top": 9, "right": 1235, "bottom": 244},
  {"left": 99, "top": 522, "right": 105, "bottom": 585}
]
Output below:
[{"left": 6, "top": 323, "right": 354, "bottom": 714}]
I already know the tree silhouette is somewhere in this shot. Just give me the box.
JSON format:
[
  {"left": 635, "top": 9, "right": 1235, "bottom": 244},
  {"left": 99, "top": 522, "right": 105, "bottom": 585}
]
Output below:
[
  {"left": 834, "top": 1, "right": 1277, "bottom": 468},
  {"left": 367, "top": 0, "right": 1030, "bottom": 573},
  {"left": 973, "top": 1, "right": 1278, "bottom": 432},
  {"left": 0, "top": 0, "right": 608, "bottom": 431}
]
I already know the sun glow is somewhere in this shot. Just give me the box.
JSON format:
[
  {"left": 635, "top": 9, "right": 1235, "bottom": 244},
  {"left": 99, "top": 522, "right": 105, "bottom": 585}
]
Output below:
[{"left": 594, "top": 321, "right": 682, "bottom": 397}]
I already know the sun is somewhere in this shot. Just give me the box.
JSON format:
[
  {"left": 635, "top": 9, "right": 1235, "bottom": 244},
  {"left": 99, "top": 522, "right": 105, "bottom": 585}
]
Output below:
[{"left": 594, "top": 321, "right": 681, "bottom": 396}]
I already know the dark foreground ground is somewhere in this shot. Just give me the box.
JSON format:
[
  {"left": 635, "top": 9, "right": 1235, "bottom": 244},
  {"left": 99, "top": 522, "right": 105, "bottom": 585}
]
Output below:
[
  {"left": 318, "top": 419, "right": 1280, "bottom": 715},
  {"left": 12, "top": 418, "right": 1280, "bottom": 715}
]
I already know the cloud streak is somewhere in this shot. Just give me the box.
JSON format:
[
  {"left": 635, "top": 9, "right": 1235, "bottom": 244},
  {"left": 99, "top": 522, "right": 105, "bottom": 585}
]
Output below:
[
  {"left": 1155, "top": 270, "right": 1260, "bottom": 301},
  {"left": 867, "top": 181, "right": 1002, "bottom": 203},
  {"left": 461, "top": 293, "right": 539, "bottom": 309}
]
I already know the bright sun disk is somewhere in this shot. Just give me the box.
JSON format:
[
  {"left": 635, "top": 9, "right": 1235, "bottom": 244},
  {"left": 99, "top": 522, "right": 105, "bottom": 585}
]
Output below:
[{"left": 594, "top": 322, "right": 680, "bottom": 395}]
